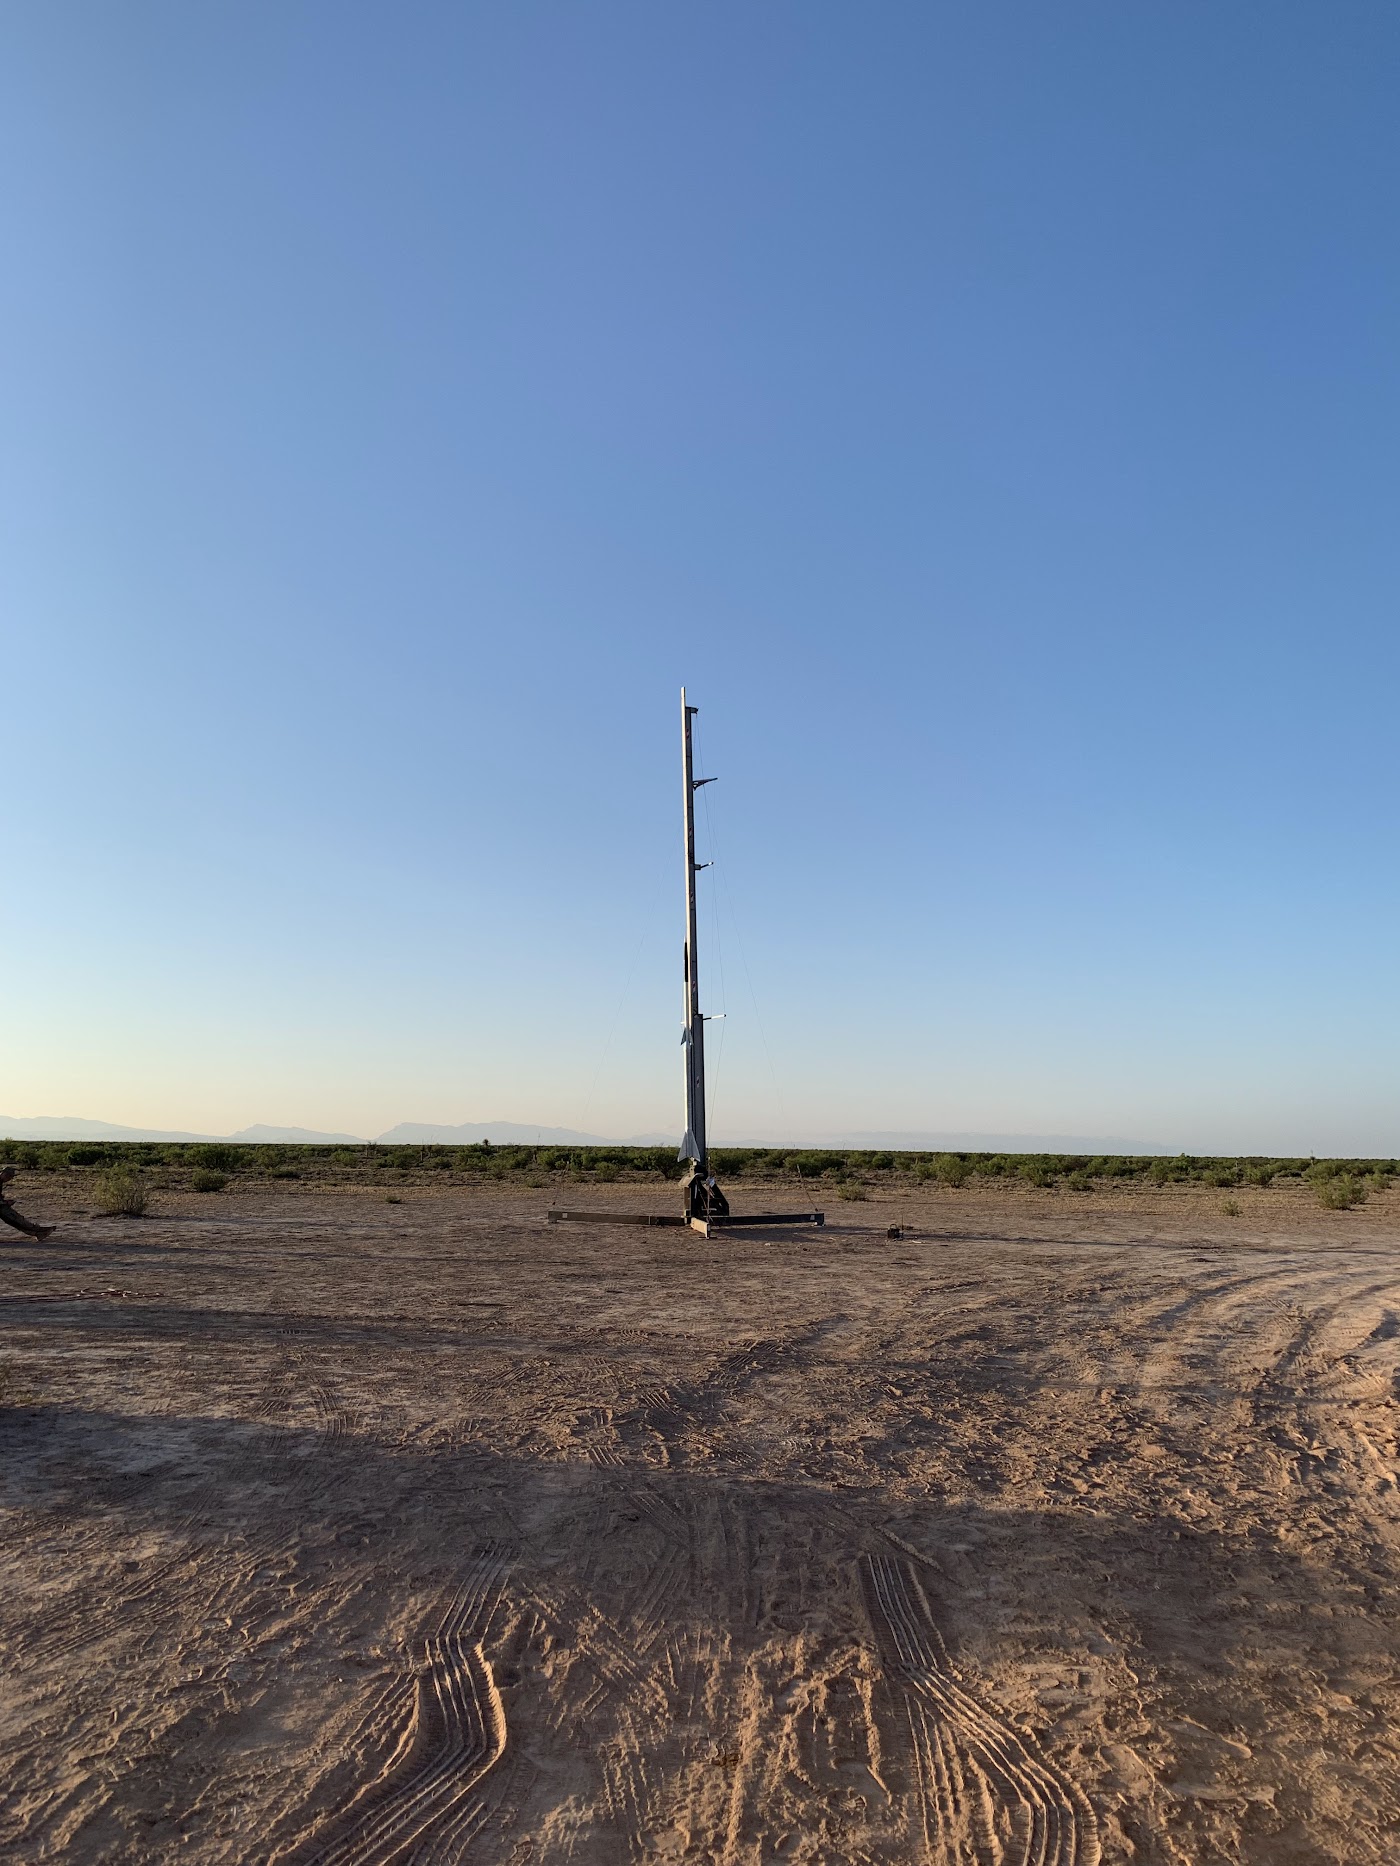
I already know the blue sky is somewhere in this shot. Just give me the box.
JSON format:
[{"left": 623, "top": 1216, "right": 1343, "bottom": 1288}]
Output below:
[{"left": 4, "top": 3, "right": 1399, "bottom": 1152}]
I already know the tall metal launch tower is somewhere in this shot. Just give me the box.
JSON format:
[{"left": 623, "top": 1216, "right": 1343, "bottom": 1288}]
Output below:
[
  {"left": 549, "top": 690, "right": 823, "bottom": 1238},
  {"left": 678, "top": 687, "right": 730, "bottom": 1224}
]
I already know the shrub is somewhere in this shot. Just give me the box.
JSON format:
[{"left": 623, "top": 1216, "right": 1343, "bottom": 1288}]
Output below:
[
  {"left": 95, "top": 1170, "right": 147, "bottom": 1217},
  {"left": 192, "top": 1144, "right": 240, "bottom": 1171},
  {"left": 1244, "top": 1165, "right": 1275, "bottom": 1187},
  {"left": 837, "top": 1180, "right": 867, "bottom": 1201},
  {"left": 1221, "top": 1197, "right": 1242, "bottom": 1217},
  {"left": 592, "top": 1163, "right": 619, "bottom": 1182},
  {"left": 1307, "top": 1159, "right": 1374, "bottom": 1186},
  {"left": 1203, "top": 1166, "right": 1238, "bottom": 1188},
  {"left": 1020, "top": 1161, "right": 1054, "bottom": 1188},
  {"left": 66, "top": 1144, "right": 104, "bottom": 1167},
  {"left": 711, "top": 1148, "right": 752, "bottom": 1175},
  {"left": 191, "top": 1169, "right": 227, "bottom": 1193},
  {"left": 1065, "top": 1171, "right": 1093, "bottom": 1193},
  {"left": 934, "top": 1154, "right": 968, "bottom": 1188},
  {"left": 1154, "top": 1154, "right": 1198, "bottom": 1183},
  {"left": 1318, "top": 1175, "right": 1367, "bottom": 1211}
]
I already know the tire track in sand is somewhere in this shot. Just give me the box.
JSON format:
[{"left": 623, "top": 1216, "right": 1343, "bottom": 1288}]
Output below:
[
  {"left": 861, "top": 1555, "right": 1099, "bottom": 1866},
  {"left": 278, "top": 1544, "right": 509, "bottom": 1866}
]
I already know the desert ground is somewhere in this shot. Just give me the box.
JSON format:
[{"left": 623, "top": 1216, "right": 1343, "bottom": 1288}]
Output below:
[{"left": 3, "top": 1177, "right": 1400, "bottom": 1864}]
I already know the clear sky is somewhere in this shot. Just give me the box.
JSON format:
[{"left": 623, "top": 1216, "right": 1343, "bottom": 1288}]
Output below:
[{"left": 4, "top": 3, "right": 1399, "bottom": 1153}]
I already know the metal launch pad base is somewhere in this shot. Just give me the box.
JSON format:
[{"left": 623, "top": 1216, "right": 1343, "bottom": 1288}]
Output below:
[{"left": 547, "top": 1208, "right": 825, "bottom": 1237}]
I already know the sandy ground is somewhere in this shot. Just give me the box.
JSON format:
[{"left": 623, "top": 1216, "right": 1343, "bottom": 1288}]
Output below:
[{"left": 3, "top": 1179, "right": 1400, "bottom": 1865}]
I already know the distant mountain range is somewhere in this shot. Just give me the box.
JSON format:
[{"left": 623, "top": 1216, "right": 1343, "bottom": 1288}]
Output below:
[
  {"left": 0, "top": 1113, "right": 1168, "bottom": 1152},
  {"left": 230, "top": 1124, "right": 367, "bottom": 1144},
  {"left": 0, "top": 1115, "right": 218, "bottom": 1142},
  {"left": 792, "top": 1130, "right": 1167, "bottom": 1153},
  {"left": 376, "top": 1121, "right": 677, "bottom": 1146},
  {"left": 0, "top": 1115, "right": 367, "bottom": 1144},
  {"left": 0, "top": 1114, "right": 648, "bottom": 1145}
]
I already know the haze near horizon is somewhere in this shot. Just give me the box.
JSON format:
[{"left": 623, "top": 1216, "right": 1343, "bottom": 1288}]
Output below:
[{"left": 4, "top": 3, "right": 1399, "bottom": 1156}]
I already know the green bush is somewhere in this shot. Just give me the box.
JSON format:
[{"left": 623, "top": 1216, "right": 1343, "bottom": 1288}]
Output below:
[
  {"left": 66, "top": 1145, "right": 105, "bottom": 1167},
  {"left": 95, "top": 1170, "right": 147, "bottom": 1217},
  {"left": 1151, "top": 1155, "right": 1198, "bottom": 1184},
  {"left": 592, "top": 1163, "right": 619, "bottom": 1182},
  {"left": 191, "top": 1169, "right": 228, "bottom": 1193},
  {"left": 837, "top": 1180, "right": 867, "bottom": 1200},
  {"left": 1020, "top": 1161, "right": 1054, "bottom": 1187},
  {"left": 193, "top": 1144, "right": 240, "bottom": 1172},
  {"left": 710, "top": 1148, "right": 753, "bottom": 1175},
  {"left": 934, "top": 1154, "right": 968, "bottom": 1188},
  {"left": 1318, "top": 1175, "right": 1367, "bottom": 1210},
  {"left": 1203, "top": 1166, "right": 1238, "bottom": 1188},
  {"left": 1065, "top": 1170, "right": 1093, "bottom": 1193}
]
